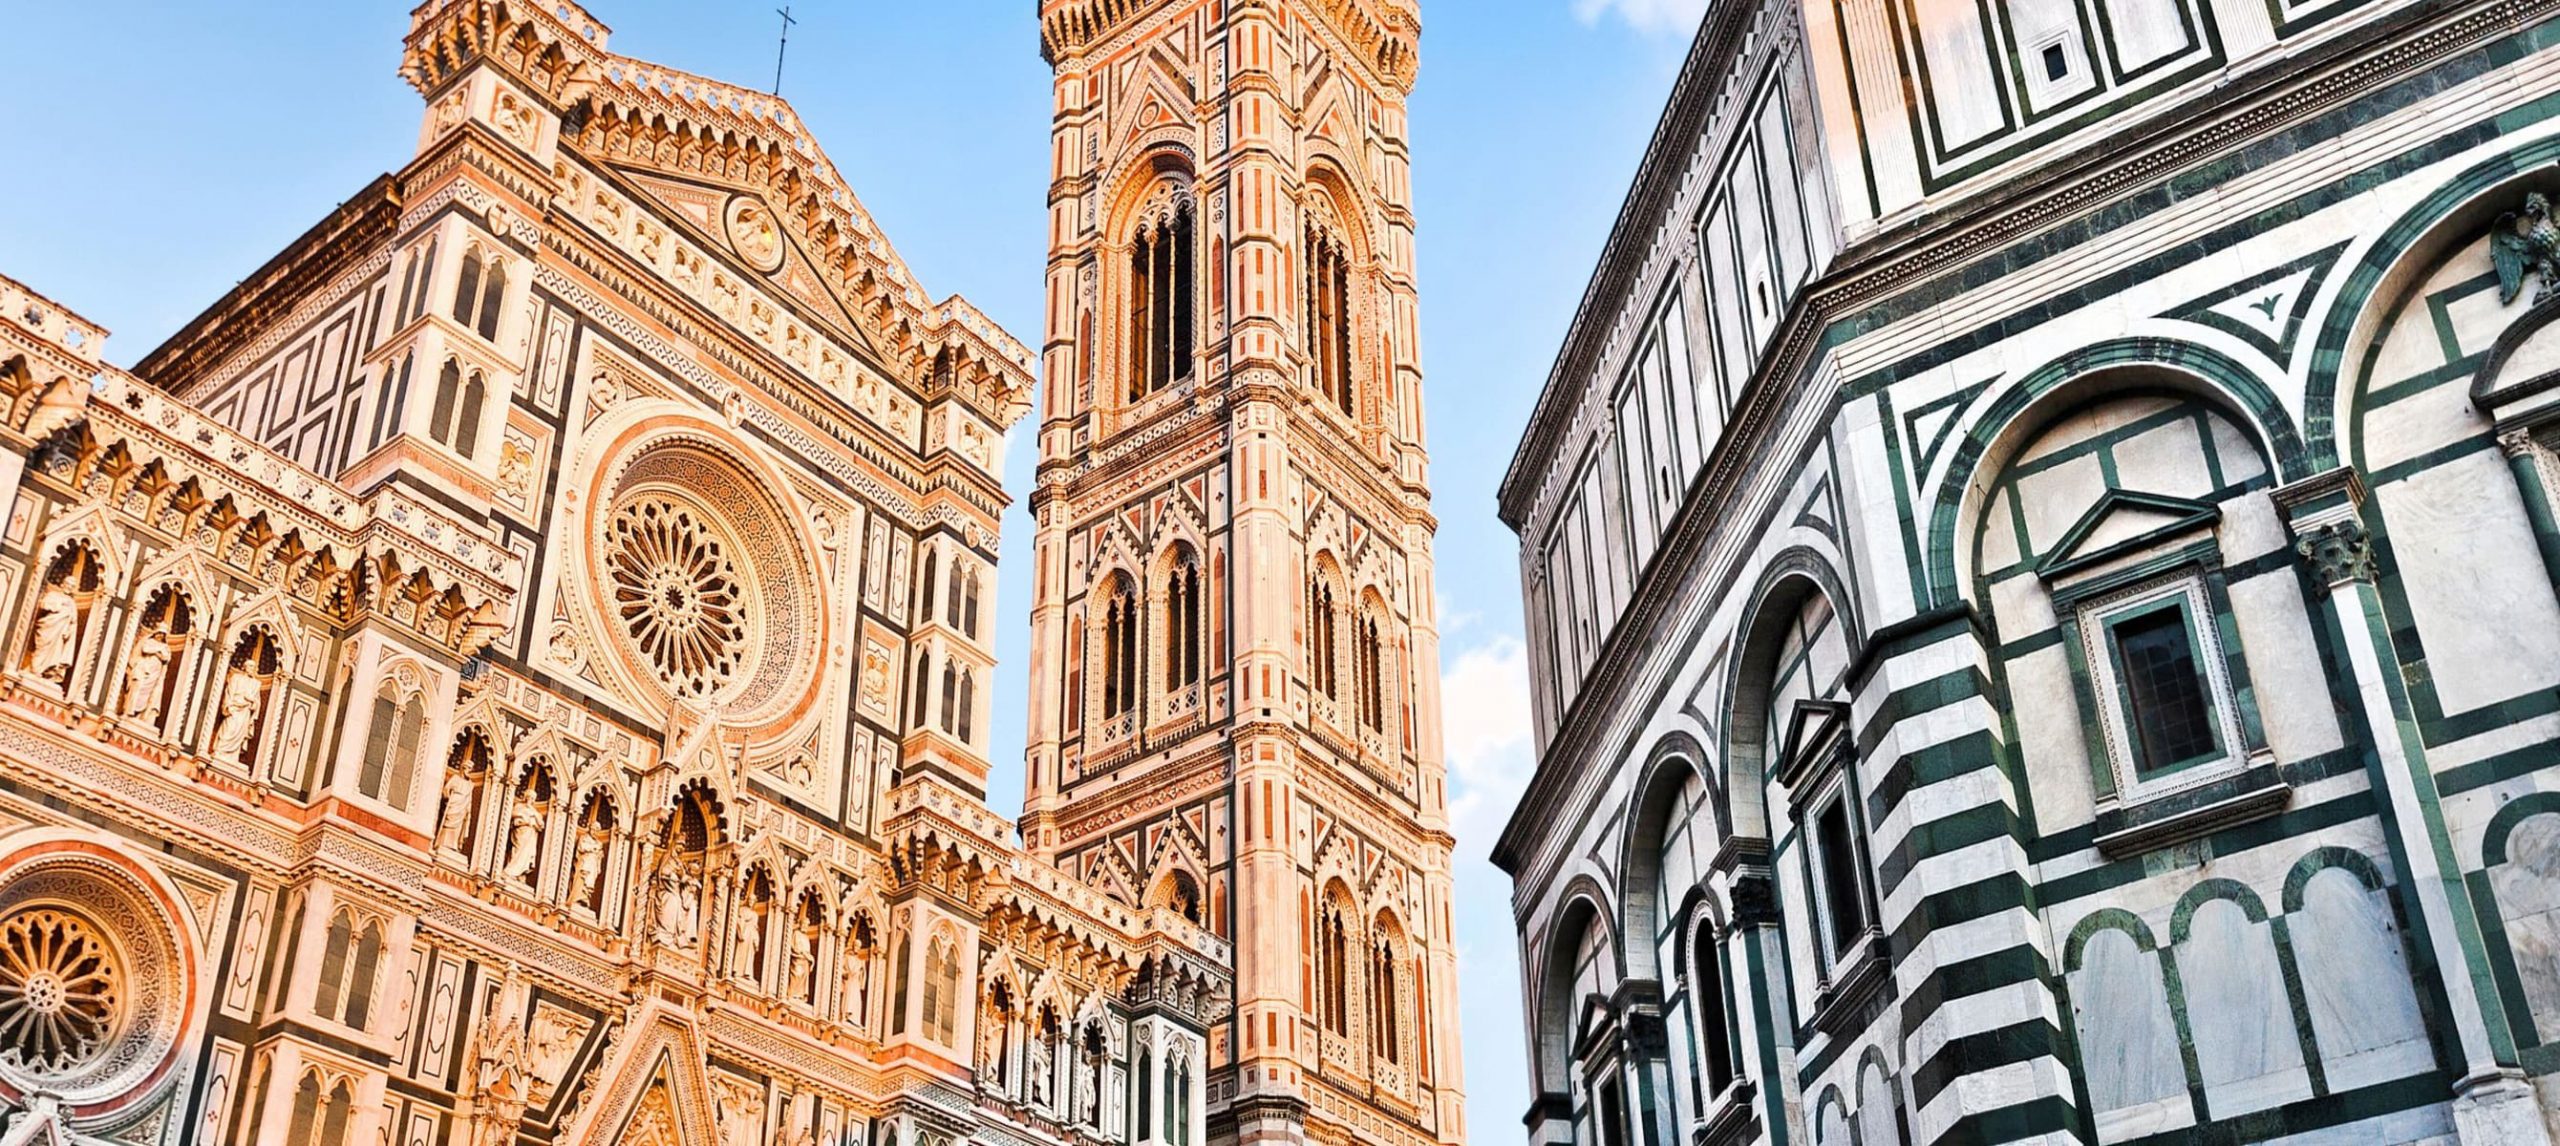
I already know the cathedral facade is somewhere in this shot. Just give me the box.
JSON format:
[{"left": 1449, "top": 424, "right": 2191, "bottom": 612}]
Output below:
[
  {"left": 1496, "top": 2, "right": 2560, "bottom": 1146},
  {"left": 0, "top": 1, "right": 1460, "bottom": 1144}
]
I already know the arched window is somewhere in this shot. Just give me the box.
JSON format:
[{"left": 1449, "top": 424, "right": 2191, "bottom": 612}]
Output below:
[
  {"left": 454, "top": 371, "right": 486, "bottom": 460},
  {"left": 1137, "top": 1044, "right": 1154, "bottom": 1137},
  {"left": 956, "top": 668, "right": 976, "bottom": 743},
  {"left": 314, "top": 909, "right": 353, "bottom": 1019},
  {"left": 1319, "top": 901, "right": 1352, "bottom": 1036},
  {"left": 453, "top": 250, "right": 482, "bottom": 328},
  {"left": 1691, "top": 920, "right": 1736, "bottom": 1096},
  {"left": 1166, "top": 551, "right": 1203, "bottom": 690},
  {"left": 941, "top": 660, "right": 960, "bottom": 736},
  {"left": 919, "top": 550, "right": 939, "bottom": 624},
  {"left": 429, "top": 360, "right": 461, "bottom": 446},
  {"left": 345, "top": 921, "right": 383, "bottom": 1031},
  {"left": 453, "top": 249, "right": 505, "bottom": 341},
  {"left": 913, "top": 650, "right": 933, "bottom": 729},
  {"left": 1354, "top": 612, "right": 1386, "bottom": 732},
  {"left": 1371, "top": 926, "right": 1401, "bottom": 1063},
  {"left": 1306, "top": 575, "right": 1339, "bottom": 699},
  {"left": 1304, "top": 218, "right": 1353, "bottom": 414},
  {"left": 1166, "top": 1052, "right": 1191, "bottom": 1146},
  {"left": 947, "top": 558, "right": 966, "bottom": 630},
  {"left": 1102, "top": 578, "right": 1141, "bottom": 723},
  {"left": 358, "top": 689, "right": 426, "bottom": 809},
  {"left": 320, "top": 1079, "right": 354, "bottom": 1144},
  {"left": 924, "top": 935, "right": 960, "bottom": 1044},
  {"left": 1066, "top": 618, "right": 1085, "bottom": 736},
  {"left": 1128, "top": 195, "right": 1196, "bottom": 401},
  {"left": 285, "top": 1071, "right": 322, "bottom": 1145},
  {"left": 962, "top": 568, "right": 982, "bottom": 638}
]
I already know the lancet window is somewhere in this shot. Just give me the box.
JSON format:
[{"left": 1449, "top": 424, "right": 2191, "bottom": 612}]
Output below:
[
  {"left": 358, "top": 685, "right": 425, "bottom": 809},
  {"left": 1127, "top": 191, "right": 1195, "bottom": 401},
  {"left": 427, "top": 359, "right": 486, "bottom": 460},
  {"left": 1306, "top": 576, "right": 1340, "bottom": 699},
  {"left": 1165, "top": 550, "right": 1203, "bottom": 690},
  {"left": 1101, "top": 577, "right": 1142, "bottom": 723},
  {"left": 452, "top": 247, "right": 506, "bottom": 342},
  {"left": 1304, "top": 214, "right": 1354, "bottom": 414},
  {"left": 1354, "top": 610, "right": 1386, "bottom": 733}
]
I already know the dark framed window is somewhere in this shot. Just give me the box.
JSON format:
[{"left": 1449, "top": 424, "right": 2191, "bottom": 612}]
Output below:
[{"left": 2103, "top": 599, "right": 2222, "bottom": 777}]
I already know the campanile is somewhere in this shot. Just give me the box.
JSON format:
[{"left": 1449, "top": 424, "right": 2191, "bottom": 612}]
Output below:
[{"left": 1025, "top": 3, "right": 1463, "bottom": 1146}]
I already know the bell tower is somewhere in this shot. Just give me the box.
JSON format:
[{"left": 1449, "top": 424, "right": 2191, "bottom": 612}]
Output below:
[{"left": 1026, "top": 3, "right": 1462, "bottom": 1146}]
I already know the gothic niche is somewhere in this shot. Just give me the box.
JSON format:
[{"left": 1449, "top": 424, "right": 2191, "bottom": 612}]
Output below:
[
  {"left": 206, "top": 629, "right": 281, "bottom": 771},
  {"left": 570, "top": 791, "right": 616, "bottom": 918},
  {"left": 22, "top": 544, "right": 101, "bottom": 692},
  {"left": 502, "top": 761, "right": 557, "bottom": 889},
  {"left": 118, "top": 586, "right": 192, "bottom": 729}
]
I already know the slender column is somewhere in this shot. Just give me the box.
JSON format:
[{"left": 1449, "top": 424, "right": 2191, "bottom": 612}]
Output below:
[{"left": 2275, "top": 470, "right": 2553, "bottom": 1146}]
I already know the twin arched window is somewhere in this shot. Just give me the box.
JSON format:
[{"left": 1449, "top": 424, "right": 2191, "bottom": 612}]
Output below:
[
  {"left": 358, "top": 688, "right": 426, "bottom": 810},
  {"left": 948, "top": 560, "right": 982, "bottom": 639},
  {"left": 427, "top": 359, "right": 486, "bottom": 460},
  {"left": 1304, "top": 219, "right": 1353, "bottom": 414},
  {"left": 941, "top": 660, "right": 977, "bottom": 743},
  {"left": 452, "top": 247, "right": 506, "bottom": 342},
  {"left": 1354, "top": 612, "right": 1386, "bottom": 733},
  {"left": 1128, "top": 197, "right": 1195, "bottom": 402},
  {"left": 1318, "top": 900, "right": 1353, "bottom": 1036},
  {"left": 1101, "top": 578, "right": 1142, "bottom": 723},
  {"left": 1369, "top": 927, "right": 1401, "bottom": 1063},
  {"left": 313, "top": 908, "right": 385, "bottom": 1032}
]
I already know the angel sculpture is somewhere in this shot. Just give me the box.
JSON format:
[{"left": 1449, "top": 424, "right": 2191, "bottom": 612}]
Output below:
[{"left": 2493, "top": 191, "right": 2560, "bottom": 305}]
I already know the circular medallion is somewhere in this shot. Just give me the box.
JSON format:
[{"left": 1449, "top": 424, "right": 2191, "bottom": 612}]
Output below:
[{"left": 725, "top": 196, "right": 786, "bottom": 273}]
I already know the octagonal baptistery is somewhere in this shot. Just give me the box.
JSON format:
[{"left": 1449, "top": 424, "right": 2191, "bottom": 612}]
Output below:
[{"left": 566, "top": 412, "right": 832, "bottom": 746}]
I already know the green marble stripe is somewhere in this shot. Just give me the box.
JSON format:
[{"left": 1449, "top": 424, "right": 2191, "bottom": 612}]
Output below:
[
  {"left": 2105, "top": 1072, "right": 2453, "bottom": 1146},
  {"left": 2361, "top": 433, "right": 2498, "bottom": 488},
  {"left": 1907, "top": 1016, "right": 2070, "bottom": 1108},
  {"left": 1853, "top": 666, "right": 1990, "bottom": 759},
  {"left": 2032, "top": 785, "right": 2383, "bottom": 905},
  {"left": 1886, "top": 869, "right": 2032, "bottom": 959},
  {"left": 1865, "top": 729, "right": 2004, "bottom": 827},
  {"left": 1876, "top": 799, "right": 2021, "bottom": 900},
  {"left": 2434, "top": 734, "right": 2560, "bottom": 797},
  {"left": 1921, "top": 1096, "right": 2079, "bottom": 1146},
  {"left": 1896, "top": 943, "right": 2050, "bottom": 1038}
]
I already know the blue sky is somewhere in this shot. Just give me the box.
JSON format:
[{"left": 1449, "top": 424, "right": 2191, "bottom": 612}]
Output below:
[{"left": 0, "top": 0, "right": 1701, "bottom": 1133}]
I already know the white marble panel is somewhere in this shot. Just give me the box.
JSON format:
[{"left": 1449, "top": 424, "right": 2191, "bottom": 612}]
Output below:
[
  {"left": 2380, "top": 453, "right": 2560, "bottom": 713},
  {"left": 1911, "top": 3, "right": 2011, "bottom": 151},
  {"left": 2111, "top": 418, "right": 2214, "bottom": 500},
  {"left": 2102, "top": 0, "right": 2194, "bottom": 72},
  {"left": 2494, "top": 813, "right": 2560, "bottom": 1035},
  {"left": 2179, "top": 899, "right": 2311, "bottom": 1118},
  {"left": 2209, "top": 414, "right": 2270, "bottom": 488},
  {"left": 2361, "top": 364, "right": 2487, "bottom": 474},
  {"left": 2295, "top": 868, "right": 2432, "bottom": 1090},
  {"left": 2010, "top": 644, "right": 2097, "bottom": 829},
  {"left": 2227, "top": 571, "right": 2345, "bottom": 761},
  {"left": 2069, "top": 928, "right": 2187, "bottom": 1139},
  {"left": 2017, "top": 454, "right": 2108, "bottom": 558}
]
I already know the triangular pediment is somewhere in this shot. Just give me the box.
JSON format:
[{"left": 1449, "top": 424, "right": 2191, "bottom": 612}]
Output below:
[
  {"left": 608, "top": 171, "right": 880, "bottom": 362},
  {"left": 2036, "top": 491, "right": 2221, "bottom": 580}
]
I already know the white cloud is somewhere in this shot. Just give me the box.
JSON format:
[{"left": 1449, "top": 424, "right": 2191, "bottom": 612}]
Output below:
[
  {"left": 1440, "top": 635, "right": 1538, "bottom": 853},
  {"left": 1571, "top": 0, "right": 1708, "bottom": 36}
]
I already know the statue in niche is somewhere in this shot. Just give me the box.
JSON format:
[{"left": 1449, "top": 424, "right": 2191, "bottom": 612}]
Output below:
[
  {"left": 208, "top": 662, "right": 264, "bottom": 764},
  {"left": 570, "top": 829, "right": 606, "bottom": 911},
  {"left": 502, "top": 791, "right": 545, "bottom": 886},
  {"left": 119, "top": 626, "right": 170, "bottom": 720},
  {"left": 653, "top": 866, "right": 701, "bottom": 950},
  {"left": 436, "top": 767, "right": 478, "bottom": 855},
  {"left": 26, "top": 578, "right": 79, "bottom": 685},
  {"left": 713, "top": 1077, "right": 764, "bottom": 1146},
  {"left": 733, "top": 901, "right": 764, "bottom": 985},
  {"left": 1027, "top": 1029, "right": 1051, "bottom": 1107},
  {"left": 787, "top": 924, "right": 815, "bottom": 1001}
]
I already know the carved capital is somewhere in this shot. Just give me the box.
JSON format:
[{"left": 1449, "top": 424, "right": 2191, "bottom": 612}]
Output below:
[
  {"left": 2294, "top": 521, "right": 2377, "bottom": 589},
  {"left": 1728, "top": 872, "right": 1779, "bottom": 928},
  {"left": 2500, "top": 426, "right": 2541, "bottom": 459}
]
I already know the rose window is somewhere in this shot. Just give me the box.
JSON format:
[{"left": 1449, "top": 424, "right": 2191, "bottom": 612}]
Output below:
[
  {"left": 0, "top": 908, "right": 120, "bottom": 1075},
  {"left": 607, "top": 497, "right": 749, "bottom": 699}
]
